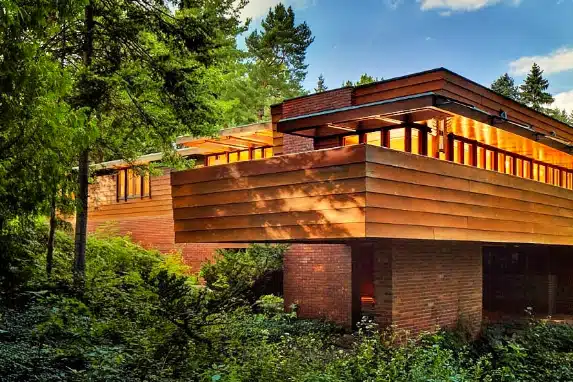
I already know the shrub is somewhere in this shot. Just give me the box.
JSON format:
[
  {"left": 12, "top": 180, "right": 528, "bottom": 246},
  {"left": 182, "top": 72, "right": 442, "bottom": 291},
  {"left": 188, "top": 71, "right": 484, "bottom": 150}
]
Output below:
[
  {"left": 5, "top": 221, "right": 573, "bottom": 381},
  {"left": 200, "top": 244, "right": 287, "bottom": 307}
]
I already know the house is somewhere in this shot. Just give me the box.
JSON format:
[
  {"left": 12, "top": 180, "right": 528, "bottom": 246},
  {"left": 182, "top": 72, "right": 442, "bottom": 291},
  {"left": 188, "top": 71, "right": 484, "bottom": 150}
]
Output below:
[{"left": 91, "top": 68, "right": 573, "bottom": 335}]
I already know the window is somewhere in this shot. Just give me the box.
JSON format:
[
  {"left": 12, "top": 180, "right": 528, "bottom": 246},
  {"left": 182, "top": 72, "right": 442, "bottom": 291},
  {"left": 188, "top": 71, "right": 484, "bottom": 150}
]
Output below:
[
  {"left": 204, "top": 146, "right": 273, "bottom": 166},
  {"left": 389, "top": 128, "right": 405, "bottom": 151},
  {"left": 117, "top": 168, "right": 151, "bottom": 202},
  {"left": 343, "top": 135, "right": 359, "bottom": 146},
  {"left": 366, "top": 131, "right": 381, "bottom": 146}
]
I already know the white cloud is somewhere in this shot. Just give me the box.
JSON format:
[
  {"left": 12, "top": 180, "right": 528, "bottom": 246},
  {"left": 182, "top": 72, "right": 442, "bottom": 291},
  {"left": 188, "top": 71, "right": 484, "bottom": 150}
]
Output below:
[
  {"left": 238, "top": 0, "right": 313, "bottom": 21},
  {"left": 553, "top": 90, "right": 573, "bottom": 113},
  {"left": 417, "top": 0, "right": 520, "bottom": 12},
  {"left": 509, "top": 48, "right": 573, "bottom": 76}
]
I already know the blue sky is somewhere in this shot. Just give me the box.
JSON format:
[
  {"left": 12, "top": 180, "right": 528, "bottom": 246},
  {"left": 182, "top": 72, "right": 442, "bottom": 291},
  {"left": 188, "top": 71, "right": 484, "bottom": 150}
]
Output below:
[{"left": 240, "top": 0, "right": 573, "bottom": 112}]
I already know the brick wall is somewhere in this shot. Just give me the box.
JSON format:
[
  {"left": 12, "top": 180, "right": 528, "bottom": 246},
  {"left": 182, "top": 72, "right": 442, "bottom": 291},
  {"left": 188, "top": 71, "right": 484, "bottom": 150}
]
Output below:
[
  {"left": 373, "top": 240, "right": 482, "bottom": 335},
  {"left": 282, "top": 133, "right": 314, "bottom": 155},
  {"left": 282, "top": 88, "right": 353, "bottom": 120},
  {"left": 283, "top": 243, "right": 353, "bottom": 326}
]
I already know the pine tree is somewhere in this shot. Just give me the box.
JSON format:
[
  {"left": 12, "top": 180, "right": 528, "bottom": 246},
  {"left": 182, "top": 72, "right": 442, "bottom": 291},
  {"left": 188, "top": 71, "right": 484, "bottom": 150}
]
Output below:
[
  {"left": 245, "top": 4, "right": 314, "bottom": 116},
  {"left": 356, "top": 73, "right": 379, "bottom": 86},
  {"left": 519, "top": 63, "right": 554, "bottom": 111},
  {"left": 548, "top": 108, "right": 571, "bottom": 125},
  {"left": 491, "top": 73, "right": 520, "bottom": 101},
  {"left": 342, "top": 73, "right": 380, "bottom": 87},
  {"left": 315, "top": 74, "right": 327, "bottom": 93}
]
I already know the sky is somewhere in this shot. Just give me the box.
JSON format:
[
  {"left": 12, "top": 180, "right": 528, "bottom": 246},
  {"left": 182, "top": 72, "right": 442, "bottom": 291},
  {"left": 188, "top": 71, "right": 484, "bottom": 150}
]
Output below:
[{"left": 239, "top": 0, "right": 573, "bottom": 112}]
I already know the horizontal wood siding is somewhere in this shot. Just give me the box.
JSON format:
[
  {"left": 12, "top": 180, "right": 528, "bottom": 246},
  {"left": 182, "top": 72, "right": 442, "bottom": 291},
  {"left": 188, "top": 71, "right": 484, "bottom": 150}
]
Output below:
[
  {"left": 365, "top": 145, "right": 573, "bottom": 245},
  {"left": 172, "top": 144, "right": 573, "bottom": 245},
  {"left": 172, "top": 145, "right": 368, "bottom": 242},
  {"left": 89, "top": 170, "right": 173, "bottom": 221}
]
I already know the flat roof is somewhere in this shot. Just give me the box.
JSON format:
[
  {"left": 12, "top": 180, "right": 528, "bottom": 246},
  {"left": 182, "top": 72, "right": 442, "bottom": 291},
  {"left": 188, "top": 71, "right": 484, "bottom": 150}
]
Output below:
[{"left": 92, "top": 122, "right": 272, "bottom": 170}]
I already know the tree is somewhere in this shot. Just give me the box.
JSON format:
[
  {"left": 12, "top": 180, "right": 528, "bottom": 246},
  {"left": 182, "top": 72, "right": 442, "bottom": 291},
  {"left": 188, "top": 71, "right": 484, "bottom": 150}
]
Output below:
[
  {"left": 245, "top": 3, "right": 314, "bottom": 118},
  {"left": 491, "top": 73, "right": 520, "bottom": 101},
  {"left": 343, "top": 73, "right": 380, "bottom": 87},
  {"left": 547, "top": 108, "right": 572, "bottom": 125},
  {"left": 0, "top": 0, "right": 79, "bottom": 232},
  {"left": 2, "top": 0, "right": 246, "bottom": 289},
  {"left": 315, "top": 74, "right": 327, "bottom": 93},
  {"left": 519, "top": 63, "right": 554, "bottom": 112}
]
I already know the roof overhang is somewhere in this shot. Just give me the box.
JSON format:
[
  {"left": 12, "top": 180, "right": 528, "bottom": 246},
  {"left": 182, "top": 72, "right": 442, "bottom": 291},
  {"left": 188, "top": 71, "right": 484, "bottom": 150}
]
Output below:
[
  {"left": 277, "top": 85, "right": 573, "bottom": 155},
  {"left": 176, "top": 122, "right": 273, "bottom": 153},
  {"left": 91, "top": 122, "right": 273, "bottom": 171}
]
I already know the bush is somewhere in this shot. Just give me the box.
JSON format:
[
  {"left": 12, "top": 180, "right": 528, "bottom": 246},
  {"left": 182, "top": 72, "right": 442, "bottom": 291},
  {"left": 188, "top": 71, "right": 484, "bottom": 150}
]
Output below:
[
  {"left": 4, "top": 221, "right": 573, "bottom": 381},
  {"left": 200, "top": 244, "right": 287, "bottom": 307}
]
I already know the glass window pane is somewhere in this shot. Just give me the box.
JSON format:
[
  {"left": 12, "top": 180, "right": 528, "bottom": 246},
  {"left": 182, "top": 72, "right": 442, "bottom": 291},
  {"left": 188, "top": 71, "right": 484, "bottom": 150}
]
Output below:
[
  {"left": 411, "top": 129, "right": 419, "bottom": 155},
  {"left": 239, "top": 150, "right": 250, "bottom": 161},
  {"left": 142, "top": 173, "right": 150, "bottom": 196},
  {"left": 229, "top": 152, "right": 239, "bottom": 163},
  {"left": 463, "top": 143, "right": 471, "bottom": 166},
  {"left": 117, "top": 170, "right": 125, "bottom": 199},
  {"left": 389, "top": 128, "right": 405, "bottom": 151},
  {"left": 485, "top": 150, "right": 493, "bottom": 170},
  {"left": 343, "top": 135, "right": 359, "bottom": 146},
  {"left": 264, "top": 147, "right": 273, "bottom": 158},
  {"left": 366, "top": 131, "right": 381, "bottom": 146}
]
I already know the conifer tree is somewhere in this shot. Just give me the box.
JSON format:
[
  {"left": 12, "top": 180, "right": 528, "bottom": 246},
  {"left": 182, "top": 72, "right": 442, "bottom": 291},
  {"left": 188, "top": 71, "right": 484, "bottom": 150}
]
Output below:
[
  {"left": 342, "top": 73, "right": 380, "bottom": 87},
  {"left": 519, "top": 63, "right": 554, "bottom": 111},
  {"left": 315, "top": 74, "right": 327, "bottom": 93},
  {"left": 491, "top": 73, "right": 520, "bottom": 101},
  {"left": 245, "top": 4, "right": 314, "bottom": 116},
  {"left": 2, "top": 0, "right": 245, "bottom": 289}
]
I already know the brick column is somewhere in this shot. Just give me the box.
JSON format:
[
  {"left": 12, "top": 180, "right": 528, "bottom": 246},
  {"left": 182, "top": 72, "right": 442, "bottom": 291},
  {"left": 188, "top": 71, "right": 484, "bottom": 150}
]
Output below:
[
  {"left": 283, "top": 243, "right": 354, "bottom": 326},
  {"left": 373, "top": 240, "right": 482, "bottom": 336}
]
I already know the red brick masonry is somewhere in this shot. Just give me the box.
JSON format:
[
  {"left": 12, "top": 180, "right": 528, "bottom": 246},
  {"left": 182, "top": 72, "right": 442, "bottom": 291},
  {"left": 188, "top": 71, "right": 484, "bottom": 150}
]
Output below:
[
  {"left": 283, "top": 240, "right": 482, "bottom": 334},
  {"left": 284, "top": 244, "right": 353, "bottom": 325},
  {"left": 281, "top": 88, "right": 352, "bottom": 119}
]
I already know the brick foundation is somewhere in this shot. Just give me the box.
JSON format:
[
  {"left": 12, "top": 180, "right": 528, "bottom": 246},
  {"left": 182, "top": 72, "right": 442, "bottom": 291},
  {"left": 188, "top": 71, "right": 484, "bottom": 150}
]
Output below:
[
  {"left": 283, "top": 243, "right": 354, "bottom": 326},
  {"left": 284, "top": 240, "right": 483, "bottom": 334},
  {"left": 373, "top": 240, "right": 482, "bottom": 335}
]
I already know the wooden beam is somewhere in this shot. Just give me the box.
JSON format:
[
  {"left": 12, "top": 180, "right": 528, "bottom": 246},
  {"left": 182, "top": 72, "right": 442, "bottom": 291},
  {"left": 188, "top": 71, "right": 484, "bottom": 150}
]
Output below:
[
  {"left": 205, "top": 140, "right": 249, "bottom": 150},
  {"left": 382, "top": 129, "right": 390, "bottom": 148},
  {"left": 446, "top": 134, "right": 454, "bottom": 161},
  {"left": 419, "top": 128, "right": 428, "bottom": 156},
  {"left": 470, "top": 143, "right": 477, "bottom": 167},
  {"left": 278, "top": 94, "right": 435, "bottom": 133},
  {"left": 405, "top": 126, "right": 412, "bottom": 153}
]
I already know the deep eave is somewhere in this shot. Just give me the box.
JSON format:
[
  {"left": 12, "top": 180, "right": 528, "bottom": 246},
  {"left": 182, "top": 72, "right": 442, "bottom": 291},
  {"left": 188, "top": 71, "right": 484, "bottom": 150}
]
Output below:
[{"left": 274, "top": 68, "right": 573, "bottom": 154}]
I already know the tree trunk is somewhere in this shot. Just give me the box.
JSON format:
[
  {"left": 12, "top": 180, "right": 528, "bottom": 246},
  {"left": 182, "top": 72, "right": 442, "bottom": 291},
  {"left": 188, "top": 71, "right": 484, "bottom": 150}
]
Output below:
[
  {"left": 73, "top": 1, "right": 94, "bottom": 291},
  {"left": 73, "top": 149, "right": 89, "bottom": 289},
  {"left": 47, "top": 196, "right": 57, "bottom": 277}
]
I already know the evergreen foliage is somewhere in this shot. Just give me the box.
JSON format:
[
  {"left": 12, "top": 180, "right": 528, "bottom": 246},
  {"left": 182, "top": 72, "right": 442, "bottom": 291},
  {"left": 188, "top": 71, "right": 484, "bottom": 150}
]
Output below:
[
  {"left": 343, "top": 73, "right": 380, "bottom": 87},
  {"left": 3, "top": 222, "right": 573, "bottom": 381},
  {"left": 519, "top": 63, "right": 554, "bottom": 111},
  {"left": 315, "top": 74, "right": 327, "bottom": 92},
  {"left": 491, "top": 73, "right": 520, "bottom": 101},
  {"left": 242, "top": 4, "right": 314, "bottom": 120}
]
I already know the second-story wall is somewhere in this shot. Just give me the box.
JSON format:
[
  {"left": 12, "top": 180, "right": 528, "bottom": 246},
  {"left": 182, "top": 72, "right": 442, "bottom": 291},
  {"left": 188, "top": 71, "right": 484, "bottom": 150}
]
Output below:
[{"left": 88, "top": 168, "right": 247, "bottom": 272}]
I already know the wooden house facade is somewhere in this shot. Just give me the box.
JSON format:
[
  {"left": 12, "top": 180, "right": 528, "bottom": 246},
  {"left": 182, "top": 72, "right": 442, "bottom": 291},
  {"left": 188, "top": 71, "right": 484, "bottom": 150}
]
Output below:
[{"left": 90, "top": 69, "right": 573, "bottom": 334}]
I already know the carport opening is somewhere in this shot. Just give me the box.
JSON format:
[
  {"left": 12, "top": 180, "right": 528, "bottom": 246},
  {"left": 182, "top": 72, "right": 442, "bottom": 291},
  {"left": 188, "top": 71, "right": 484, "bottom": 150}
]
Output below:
[{"left": 483, "top": 245, "right": 573, "bottom": 321}]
